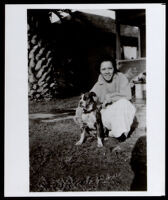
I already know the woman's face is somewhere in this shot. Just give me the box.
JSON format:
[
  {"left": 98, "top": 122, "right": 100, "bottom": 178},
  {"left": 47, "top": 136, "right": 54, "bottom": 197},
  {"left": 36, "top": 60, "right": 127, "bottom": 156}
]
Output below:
[{"left": 100, "top": 61, "right": 114, "bottom": 82}]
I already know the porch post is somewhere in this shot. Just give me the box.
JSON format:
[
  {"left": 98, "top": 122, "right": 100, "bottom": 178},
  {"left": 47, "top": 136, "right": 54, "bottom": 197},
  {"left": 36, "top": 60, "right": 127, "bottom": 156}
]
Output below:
[
  {"left": 115, "top": 11, "right": 121, "bottom": 61},
  {"left": 137, "top": 26, "right": 141, "bottom": 58}
]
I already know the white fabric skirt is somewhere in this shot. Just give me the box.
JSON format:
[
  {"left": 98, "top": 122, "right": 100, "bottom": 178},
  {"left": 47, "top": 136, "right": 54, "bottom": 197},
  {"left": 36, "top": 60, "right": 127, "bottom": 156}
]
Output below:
[{"left": 101, "top": 98, "right": 136, "bottom": 138}]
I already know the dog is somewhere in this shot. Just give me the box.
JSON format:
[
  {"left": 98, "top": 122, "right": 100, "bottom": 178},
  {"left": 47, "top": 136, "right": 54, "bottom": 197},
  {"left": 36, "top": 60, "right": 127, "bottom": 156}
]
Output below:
[{"left": 74, "top": 92, "right": 105, "bottom": 147}]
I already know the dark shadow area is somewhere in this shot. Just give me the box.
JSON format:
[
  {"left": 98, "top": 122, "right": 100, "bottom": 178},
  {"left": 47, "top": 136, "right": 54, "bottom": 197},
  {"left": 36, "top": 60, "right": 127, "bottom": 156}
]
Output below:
[
  {"left": 127, "top": 116, "right": 139, "bottom": 138},
  {"left": 130, "top": 135, "right": 147, "bottom": 191}
]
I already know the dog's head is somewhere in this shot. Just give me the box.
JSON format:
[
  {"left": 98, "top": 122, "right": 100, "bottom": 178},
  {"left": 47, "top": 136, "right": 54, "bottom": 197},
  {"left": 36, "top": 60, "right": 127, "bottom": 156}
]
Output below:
[{"left": 79, "top": 92, "right": 97, "bottom": 112}]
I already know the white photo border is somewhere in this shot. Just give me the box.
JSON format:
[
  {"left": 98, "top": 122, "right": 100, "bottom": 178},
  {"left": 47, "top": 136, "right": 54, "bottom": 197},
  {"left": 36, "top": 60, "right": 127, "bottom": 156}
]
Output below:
[{"left": 5, "top": 3, "right": 165, "bottom": 197}]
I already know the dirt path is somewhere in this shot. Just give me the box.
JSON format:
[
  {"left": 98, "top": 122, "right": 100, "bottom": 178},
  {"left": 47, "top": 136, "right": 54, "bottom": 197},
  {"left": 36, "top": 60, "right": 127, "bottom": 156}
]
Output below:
[{"left": 29, "top": 101, "right": 146, "bottom": 128}]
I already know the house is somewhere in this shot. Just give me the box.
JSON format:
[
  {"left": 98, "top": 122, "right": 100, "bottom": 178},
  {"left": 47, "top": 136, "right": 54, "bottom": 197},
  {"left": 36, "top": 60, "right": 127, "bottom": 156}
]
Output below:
[{"left": 28, "top": 9, "right": 146, "bottom": 99}]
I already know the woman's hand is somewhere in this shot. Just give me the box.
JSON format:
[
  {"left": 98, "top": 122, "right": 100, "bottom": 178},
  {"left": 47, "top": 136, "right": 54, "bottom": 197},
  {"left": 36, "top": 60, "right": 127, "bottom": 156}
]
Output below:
[
  {"left": 102, "top": 101, "right": 107, "bottom": 109},
  {"left": 105, "top": 93, "right": 113, "bottom": 103},
  {"left": 102, "top": 94, "right": 113, "bottom": 109}
]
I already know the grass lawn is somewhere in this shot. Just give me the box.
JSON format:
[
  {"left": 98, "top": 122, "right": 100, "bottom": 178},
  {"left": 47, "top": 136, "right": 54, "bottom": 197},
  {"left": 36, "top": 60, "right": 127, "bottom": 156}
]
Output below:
[{"left": 29, "top": 96, "right": 146, "bottom": 192}]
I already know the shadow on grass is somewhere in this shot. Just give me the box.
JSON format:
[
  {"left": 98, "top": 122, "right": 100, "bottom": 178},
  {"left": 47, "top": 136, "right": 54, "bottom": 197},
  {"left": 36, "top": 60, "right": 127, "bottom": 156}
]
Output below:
[{"left": 127, "top": 116, "right": 139, "bottom": 139}]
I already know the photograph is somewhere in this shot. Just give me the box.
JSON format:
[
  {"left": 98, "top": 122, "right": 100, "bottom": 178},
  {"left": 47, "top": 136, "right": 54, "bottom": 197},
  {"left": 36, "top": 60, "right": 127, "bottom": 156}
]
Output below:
[{"left": 28, "top": 8, "right": 147, "bottom": 192}]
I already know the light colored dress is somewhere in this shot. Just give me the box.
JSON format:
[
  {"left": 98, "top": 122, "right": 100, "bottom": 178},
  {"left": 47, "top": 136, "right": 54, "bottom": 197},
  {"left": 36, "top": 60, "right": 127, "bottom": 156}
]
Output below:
[{"left": 91, "top": 72, "right": 136, "bottom": 138}]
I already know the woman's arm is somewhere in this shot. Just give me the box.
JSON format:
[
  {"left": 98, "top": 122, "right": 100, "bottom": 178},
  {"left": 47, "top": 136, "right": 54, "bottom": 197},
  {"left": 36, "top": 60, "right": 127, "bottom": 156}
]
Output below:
[{"left": 105, "top": 74, "right": 132, "bottom": 103}]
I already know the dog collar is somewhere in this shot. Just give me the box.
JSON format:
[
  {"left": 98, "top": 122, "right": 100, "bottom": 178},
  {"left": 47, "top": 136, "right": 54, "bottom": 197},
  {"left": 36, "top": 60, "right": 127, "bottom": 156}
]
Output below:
[{"left": 83, "top": 108, "right": 95, "bottom": 114}]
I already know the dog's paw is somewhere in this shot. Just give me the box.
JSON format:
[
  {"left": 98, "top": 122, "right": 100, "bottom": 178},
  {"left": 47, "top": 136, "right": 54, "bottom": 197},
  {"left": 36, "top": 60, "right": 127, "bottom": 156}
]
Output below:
[
  {"left": 75, "top": 140, "right": 83, "bottom": 146},
  {"left": 97, "top": 141, "right": 103, "bottom": 148},
  {"left": 97, "top": 137, "right": 103, "bottom": 147},
  {"left": 97, "top": 143, "right": 103, "bottom": 148}
]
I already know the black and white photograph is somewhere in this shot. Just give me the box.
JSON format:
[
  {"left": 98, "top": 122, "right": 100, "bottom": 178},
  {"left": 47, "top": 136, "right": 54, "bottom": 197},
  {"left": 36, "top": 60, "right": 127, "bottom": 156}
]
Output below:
[
  {"left": 28, "top": 8, "right": 147, "bottom": 192},
  {"left": 5, "top": 4, "right": 165, "bottom": 197}
]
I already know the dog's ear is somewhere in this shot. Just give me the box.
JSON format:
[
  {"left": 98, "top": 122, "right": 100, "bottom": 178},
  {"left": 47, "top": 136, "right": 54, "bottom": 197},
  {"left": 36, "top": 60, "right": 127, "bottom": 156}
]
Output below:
[
  {"left": 89, "top": 91, "right": 98, "bottom": 102},
  {"left": 77, "top": 94, "right": 82, "bottom": 107},
  {"left": 89, "top": 91, "right": 96, "bottom": 97},
  {"left": 79, "top": 93, "right": 84, "bottom": 99}
]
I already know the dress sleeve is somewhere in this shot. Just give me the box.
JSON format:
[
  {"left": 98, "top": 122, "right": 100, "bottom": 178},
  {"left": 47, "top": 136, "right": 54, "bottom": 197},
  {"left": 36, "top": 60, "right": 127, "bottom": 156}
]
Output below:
[
  {"left": 118, "top": 73, "right": 132, "bottom": 100},
  {"left": 106, "top": 73, "right": 132, "bottom": 103}
]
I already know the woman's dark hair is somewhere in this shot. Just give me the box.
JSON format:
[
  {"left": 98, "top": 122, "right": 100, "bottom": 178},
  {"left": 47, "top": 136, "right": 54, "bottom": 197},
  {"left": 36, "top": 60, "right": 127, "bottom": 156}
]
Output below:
[{"left": 97, "top": 55, "right": 119, "bottom": 74}]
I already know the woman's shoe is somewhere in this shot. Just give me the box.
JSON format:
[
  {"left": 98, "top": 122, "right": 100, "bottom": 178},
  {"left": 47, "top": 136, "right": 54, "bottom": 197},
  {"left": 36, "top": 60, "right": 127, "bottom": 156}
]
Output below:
[{"left": 117, "top": 133, "right": 127, "bottom": 142}]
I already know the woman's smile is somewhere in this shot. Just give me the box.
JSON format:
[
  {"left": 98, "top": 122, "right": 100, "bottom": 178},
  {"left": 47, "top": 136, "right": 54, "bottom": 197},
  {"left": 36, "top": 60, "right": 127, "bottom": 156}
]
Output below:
[
  {"left": 100, "top": 61, "right": 114, "bottom": 82},
  {"left": 104, "top": 74, "right": 112, "bottom": 80}
]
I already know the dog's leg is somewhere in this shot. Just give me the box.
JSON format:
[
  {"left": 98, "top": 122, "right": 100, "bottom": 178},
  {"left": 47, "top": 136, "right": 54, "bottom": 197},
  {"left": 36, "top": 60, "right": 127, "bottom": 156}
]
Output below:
[
  {"left": 97, "top": 136, "right": 103, "bottom": 147},
  {"left": 104, "top": 127, "right": 109, "bottom": 141},
  {"left": 96, "top": 123, "right": 103, "bottom": 147},
  {"left": 96, "top": 111, "right": 104, "bottom": 147},
  {"left": 75, "top": 128, "right": 86, "bottom": 146}
]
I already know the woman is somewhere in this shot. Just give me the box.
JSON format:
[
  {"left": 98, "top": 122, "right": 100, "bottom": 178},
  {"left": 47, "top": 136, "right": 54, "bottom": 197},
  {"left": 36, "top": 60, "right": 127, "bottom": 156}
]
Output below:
[{"left": 91, "top": 57, "right": 136, "bottom": 141}]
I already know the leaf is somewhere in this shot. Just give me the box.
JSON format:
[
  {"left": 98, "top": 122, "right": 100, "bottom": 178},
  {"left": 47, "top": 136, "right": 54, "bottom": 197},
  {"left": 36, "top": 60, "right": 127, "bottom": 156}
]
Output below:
[{"left": 35, "top": 58, "right": 46, "bottom": 71}]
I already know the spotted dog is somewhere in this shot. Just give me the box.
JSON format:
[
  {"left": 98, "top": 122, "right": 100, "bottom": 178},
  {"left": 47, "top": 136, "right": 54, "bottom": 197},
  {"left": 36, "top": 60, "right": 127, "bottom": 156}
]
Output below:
[{"left": 74, "top": 92, "right": 105, "bottom": 147}]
